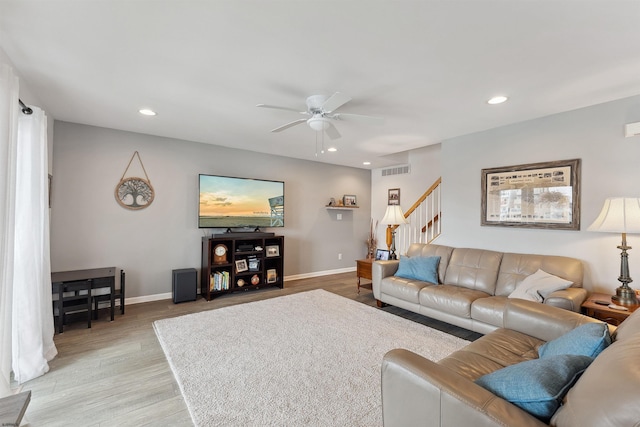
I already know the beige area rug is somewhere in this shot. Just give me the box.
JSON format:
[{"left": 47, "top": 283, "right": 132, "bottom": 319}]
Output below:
[{"left": 153, "top": 289, "right": 469, "bottom": 426}]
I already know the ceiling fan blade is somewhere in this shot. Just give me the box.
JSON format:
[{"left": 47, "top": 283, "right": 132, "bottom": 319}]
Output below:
[
  {"left": 270, "top": 118, "right": 307, "bottom": 133},
  {"left": 332, "top": 113, "right": 385, "bottom": 125},
  {"left": 257, "top": 104, "right": 306, "bottom": 114},
  {"left": 324, "top": 122, "right": 342, "bottom": 140},
  {"left": 321, "top": 92, "right": 351, "bottom": 113}
]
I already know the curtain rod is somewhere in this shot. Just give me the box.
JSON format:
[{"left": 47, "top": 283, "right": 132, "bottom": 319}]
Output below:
[{"left": 18, "top": 99, "right": 33, "bottom": 115}]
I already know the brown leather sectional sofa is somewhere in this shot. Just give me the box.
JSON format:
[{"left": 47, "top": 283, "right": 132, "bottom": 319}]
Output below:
[
  {"left": 381, "top": 298, "right": 640, "bottom": 426},
  {"left": 372, "top": 243, "right": 587, "bottom": 334}
]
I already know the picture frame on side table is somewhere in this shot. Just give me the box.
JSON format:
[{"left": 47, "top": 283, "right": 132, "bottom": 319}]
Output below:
[
  {"left": 375, "top": 249, "right": 390, "bottom": 261},
  {"left": 343, "top": 195, "right": 357, "bottom": 206},
  {"left": 235, "top": 259, "right": 248, "bottom": 273},
  {"left": 481, "top": 158, "right": 581, "bottom": 230},
  {"left": 265, "top": 245, "right": 280, "bottom": 257},
  {"left": 388, "top": 188, "right": 400, "bottom": 205}
]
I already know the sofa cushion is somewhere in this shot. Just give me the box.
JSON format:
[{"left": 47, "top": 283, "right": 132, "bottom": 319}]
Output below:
[
  {"left": 550, "top": 337, "right": 640, "bottom": 427},
  {"left": 471, "top": 296, "right": 508, "bottom": 328},
  {"left": 538, "top": 322, "right": 611, "bottom": 358},
  {"left": 406, "top": 243, "right": 454, "bottom": 284},
  {"left": 380, "top": 276, "right": 433, "bottom": 304},
  {"left": 495, "top": 253, "right": 583, "bottom": 297},
  {"left": 394, "top": 255, "right": 440, "bottom": 283},
  {"left": 507, "top": 269, "right": 573, "bottom": 302},
  {"left": 439, "top": 328, "right": 541, "bottom": 381},
  {"left": 475, "top": 354, "right": 593, "bottom": 422},
  {"left": 443, "top": 248, "right": 502, "bottom": 295},
  {"left": 419, "top": 285, "right": 490, "bottom": 318}
]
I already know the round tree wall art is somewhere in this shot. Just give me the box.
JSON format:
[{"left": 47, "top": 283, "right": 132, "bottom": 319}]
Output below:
[{"left": 115, "top": 151, "right": 155, "bottom": 210}]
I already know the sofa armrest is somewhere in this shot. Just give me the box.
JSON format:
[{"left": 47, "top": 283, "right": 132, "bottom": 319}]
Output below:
[
  {"left": 504, "top": 299, "right": 604, "bottom": 342},
  {"left": 381, "top": 349, "right": 546, "bottom": 427},
  {"left": 372, "top": 260, "right": 399, "bottom": 300},
  {"left": 544, "top": 287, "right": 588, "bottom": 312}
]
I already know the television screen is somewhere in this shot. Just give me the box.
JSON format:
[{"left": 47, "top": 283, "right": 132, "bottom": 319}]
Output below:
[{"left": 198, "top": 174, "right": 284, "bottom": 228}]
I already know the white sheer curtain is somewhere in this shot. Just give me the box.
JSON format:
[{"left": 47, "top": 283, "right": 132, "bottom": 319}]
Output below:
[
  {"left": 0, "top": 63, "right": 20, "bottom": 396},
  {"left": 12, "top": 106, "right": 57, "bottom": 383},
  {"left": 0, "top": 63, "right": 57, "bottom": 394}
]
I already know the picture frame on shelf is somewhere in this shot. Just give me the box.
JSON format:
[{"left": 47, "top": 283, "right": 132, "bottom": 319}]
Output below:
[
  {"left": 343, "top": 195, "right": 357, "bottom": 206},
  {"left": 265, "top": 245, "right": 280, "bottom": 257},
  {"left": 375, "top": 249, "right": 390, "bottom": 261},
  {"left": 388, "top": 188, "right": 400, "bottom": 205},
  {"left": 266, "top": 269, "right": 277, "bottom": 283},
  {"left": 248, "top": 256, "right": 260, "bottom": 272},
  {"left": 481, "top": 158, "right": 581, "bottom": 230},
  {"left": 235, "top": 259, "right": 248, "bottom": 273}
]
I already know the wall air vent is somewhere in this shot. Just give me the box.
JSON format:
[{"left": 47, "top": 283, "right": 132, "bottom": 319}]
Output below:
[
  {"left": 625, "top": 122, "right": 640, "bottom": 137},
  {"left": 381, "top": 164, "right": 411, "bottom": 177}
]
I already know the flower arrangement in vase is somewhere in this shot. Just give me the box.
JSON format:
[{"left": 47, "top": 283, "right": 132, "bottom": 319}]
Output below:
[{"left": 366, "top": 218, "right": 378, "bottom": 259}]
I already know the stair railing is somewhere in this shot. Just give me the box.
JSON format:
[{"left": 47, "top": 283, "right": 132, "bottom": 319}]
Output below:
[{"left": 385, "top": 177, "right": 441, "bottom": 257}]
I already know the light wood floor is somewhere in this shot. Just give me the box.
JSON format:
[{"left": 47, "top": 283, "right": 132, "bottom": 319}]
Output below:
[{"left": 15, "top": 272, "right": 480, "bottom": 426}]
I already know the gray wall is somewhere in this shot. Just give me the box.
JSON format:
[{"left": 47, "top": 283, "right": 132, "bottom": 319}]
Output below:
[
  {"left": 50, "top": 122, "right": 371, "bottom": 299},
  {"left": 371, "top": 144, "right": 441, "bottom": 243},
  {"left": 433, "top": 94, "right": 640, "bottom": 294}
]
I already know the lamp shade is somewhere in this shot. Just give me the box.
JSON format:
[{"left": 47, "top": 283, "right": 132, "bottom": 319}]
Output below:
[
  {"left": 380, "top": 205, "right": 409, "bottom": 225},
  {"left": 588, "top": 198, "right": 640, "bottom": 233}
]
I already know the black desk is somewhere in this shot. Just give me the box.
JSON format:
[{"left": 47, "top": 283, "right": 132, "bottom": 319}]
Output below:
[{"left": 52, "top": 267, "right": 116, "bottom": 330}]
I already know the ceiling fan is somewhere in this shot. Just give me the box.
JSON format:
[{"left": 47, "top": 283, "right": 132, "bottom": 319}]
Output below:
[{"left": 257, "top": 92, "right": 383, "bottom": 140}]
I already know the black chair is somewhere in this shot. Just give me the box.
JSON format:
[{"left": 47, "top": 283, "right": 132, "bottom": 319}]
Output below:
[
  {"left": 52, "top": 279, "right": 92, "bottom": 334},
  {"left": 93, "top": 269, "right": 125, "bottom": 320}
]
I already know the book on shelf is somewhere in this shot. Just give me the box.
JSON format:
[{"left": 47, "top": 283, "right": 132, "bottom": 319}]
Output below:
[{"left": 210, "top": 271, "right": 230, "bottom": 291}]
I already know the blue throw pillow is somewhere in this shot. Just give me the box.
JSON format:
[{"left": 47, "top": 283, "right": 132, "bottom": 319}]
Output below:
[
  {"left": 475, "top": 354, "right": 593, "bottom": 422},
  {"left": 538, "top": 322, "right": 611, "bottom": 359},
  {"left": 394, "top": 256, "right": 440, "bottom": 283}
]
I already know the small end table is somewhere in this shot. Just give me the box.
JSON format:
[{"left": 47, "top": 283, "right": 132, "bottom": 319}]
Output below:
[
  {"left": 356, "top": 258, "right": 373, "bottom": 293},
  {"left": 581, "top": 292, "right": 639, "bottom": 325}
]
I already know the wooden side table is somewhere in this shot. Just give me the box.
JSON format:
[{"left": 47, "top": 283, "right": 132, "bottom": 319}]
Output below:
[
  {"left": 581, "top": 292, "right": 639, "bottom": 325},
  {"left": 356, "top": 258, "right": 373, "bottom": 293}
]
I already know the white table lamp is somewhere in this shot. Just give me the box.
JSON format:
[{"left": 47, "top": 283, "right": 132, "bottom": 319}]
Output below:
[
  {"left": 380, "top": 205, "right": 408, "bottom": 260},
  {"left": 588, "top": 197, "right": 640, "bottom": 305}
]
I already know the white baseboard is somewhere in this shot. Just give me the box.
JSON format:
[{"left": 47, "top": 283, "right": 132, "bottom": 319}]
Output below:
[{"left": 125, "top": 267, "right": 356, "bottom": 306}]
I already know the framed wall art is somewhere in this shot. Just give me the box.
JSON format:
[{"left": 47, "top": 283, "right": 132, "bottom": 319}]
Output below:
[
  {"left": 388, "top": 188, "right": 400, "bottom": 205},
  {"left": 481, "top": 158, "right": 581, "bottom": 230}
]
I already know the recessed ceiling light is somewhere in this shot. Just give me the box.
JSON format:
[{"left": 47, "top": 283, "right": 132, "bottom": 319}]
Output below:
[
  {"left": 363, "top": 161, "right": 371, "bottom": 166},
  {"left": 487, "top": 96, "right": 508, "bottom": 105},
  {"left": 139, "top": 108, "right": 156, "bottom": 116},
  {"left": 327, "top": 147, "right": 337, "bottom": 152}
]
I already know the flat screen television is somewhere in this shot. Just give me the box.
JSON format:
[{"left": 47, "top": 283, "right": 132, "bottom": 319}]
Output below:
[{"left": 198, "top": 174, "right": 284, "bottom": 229}]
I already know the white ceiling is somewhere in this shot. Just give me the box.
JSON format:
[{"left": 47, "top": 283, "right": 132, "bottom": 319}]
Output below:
[{"left": 1, "top": 0, "right": 639, "bottom": 169}]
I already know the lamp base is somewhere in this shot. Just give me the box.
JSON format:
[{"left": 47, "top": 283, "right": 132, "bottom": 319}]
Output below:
[{"left": 612, "top": 286, "right": 639, "bottom": 306}]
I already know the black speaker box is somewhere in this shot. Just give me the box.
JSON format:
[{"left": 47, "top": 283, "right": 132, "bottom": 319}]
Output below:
[{"left": 172, "top": 268, "right": 197, "bottom": 304}]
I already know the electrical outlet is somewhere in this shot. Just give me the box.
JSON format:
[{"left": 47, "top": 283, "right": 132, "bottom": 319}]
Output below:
[
  {"left": 338, "top": 253, "right": 342, "bottom": 260},
  {"left": 337, "top": 213, "right": 342, "bottom": 220}
]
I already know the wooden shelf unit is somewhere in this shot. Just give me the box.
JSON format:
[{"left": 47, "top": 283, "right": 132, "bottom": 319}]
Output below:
[{"left": 201, "top": 235, "right": 284, "bottom": 300}]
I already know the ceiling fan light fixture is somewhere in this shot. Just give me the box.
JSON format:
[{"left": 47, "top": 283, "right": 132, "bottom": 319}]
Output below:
[{"left": 307, "top": 117, "right": 329, "bottom": 132}]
